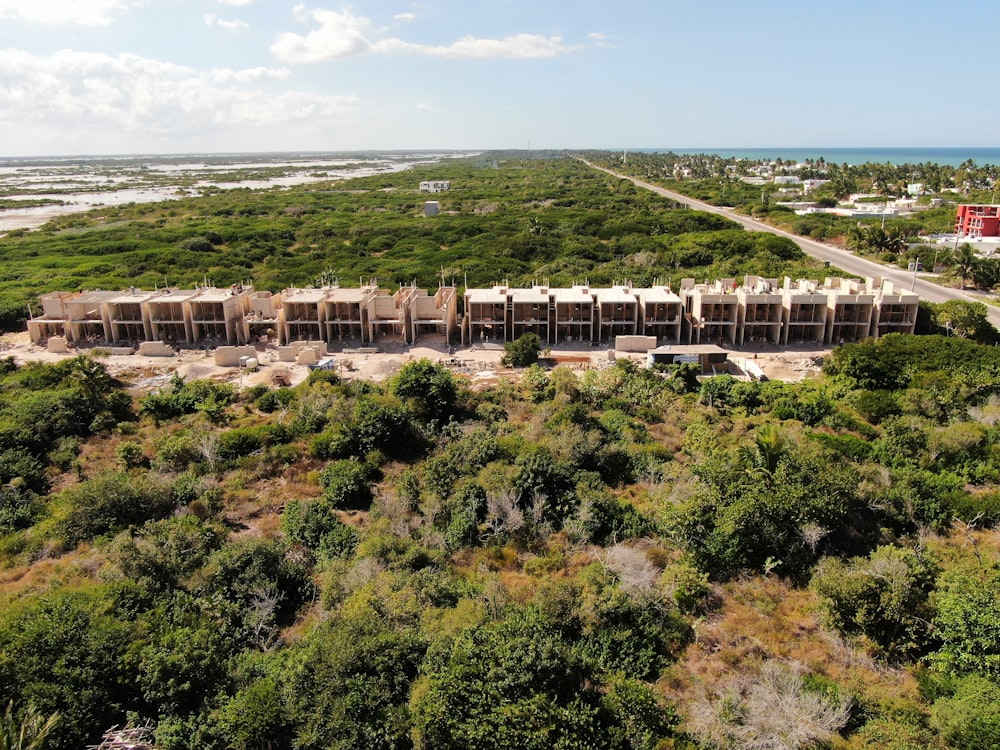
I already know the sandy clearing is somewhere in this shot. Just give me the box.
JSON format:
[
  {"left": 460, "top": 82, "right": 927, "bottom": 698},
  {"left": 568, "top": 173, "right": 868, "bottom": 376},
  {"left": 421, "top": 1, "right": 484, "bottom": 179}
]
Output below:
[{"left": 0, "top": 330, "right": 829, "bottom": 392}]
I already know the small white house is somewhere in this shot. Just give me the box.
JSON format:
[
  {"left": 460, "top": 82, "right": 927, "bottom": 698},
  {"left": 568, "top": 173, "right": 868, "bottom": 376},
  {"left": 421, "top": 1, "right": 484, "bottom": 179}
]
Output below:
[{"left": 419, "top": 180, "right": 451, "bottom": 193}]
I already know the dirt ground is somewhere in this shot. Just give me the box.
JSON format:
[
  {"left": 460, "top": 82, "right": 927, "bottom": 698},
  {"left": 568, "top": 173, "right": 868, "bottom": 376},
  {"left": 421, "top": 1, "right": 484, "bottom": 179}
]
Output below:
[{"left": 0, "top": 331, "right": 829, "bottom": 392}]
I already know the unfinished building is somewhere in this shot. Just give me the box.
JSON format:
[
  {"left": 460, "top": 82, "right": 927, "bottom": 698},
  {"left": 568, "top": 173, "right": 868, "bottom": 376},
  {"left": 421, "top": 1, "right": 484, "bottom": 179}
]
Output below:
[
  {"left": 634, "top": 285, "right": 682, "bottom": 345},
  {"left": 509, "top": 287, "right": 552, "bottom": 343},
  {"left": 66, "top": 291, "right": 117, "bottom": 343},
  {"left": 464, "top": 286, "right": 509, "bottom": 344},
  {"left": 145, "top": 289, "right": 197, "bottom": 344},
  {"left": 28, "top": 276, "right": 924, "bottom": 353},
  {"left": 366, "top": 288, "right": 408, "bottom": 344},
  {"left": 106, "top": 288, "right": 155, "bottom": 344},
  {"left": 405, "top": 286, "right": 458, "bottom": 345},
  {"left": 280, "top": 288, "right": 326, "bottom": 344},
  {"left": 323, "top": 286, "right": 371, "bottom": 345},
  {"left": 27, "top": 292, "right": 76, "bottom": 345},
  {"left": 736, "top": 276, "right": 784, "bottom": 345},
  {"left": 187, "top": 285, "right": 252, "bottom": 345},
  {"left": 246, "top": 291, "right": 282, "bottom": 343},
  {"left": 870, "top": 278, "right": 919, "bottom": 337},
  {"left": 825, "top": 277, "right": 875, "bottom": 344},
  {"left": 593, "top": 285, "right": 639, "bottom": 341},
  {"left": 781, "top": 278, "right": 828, "bottom": 345},
  {"left": 681, "top": 279, "right": 739, "bottom": 345},
  {"left": 551, "top": 286, "right": 595, "bottom": 345}
]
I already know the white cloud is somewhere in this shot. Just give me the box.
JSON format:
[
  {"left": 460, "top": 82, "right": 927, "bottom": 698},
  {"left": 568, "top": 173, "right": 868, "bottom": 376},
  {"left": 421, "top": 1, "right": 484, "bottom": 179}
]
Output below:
[
  {"left": 588, "top": 32, "right": 615, "bottom": 49},
  {"left": 0, "top": 0, "right": 139, "bottom": 26},
  {"left": 272, "top": 6, "right": 577, "bottom": 64},
  {"left": 204, "top": 13, "right": 249, "bottom": 30},
  {"left": 394, "top": 12, "right": 415, "bottom": 21},
  {"left": 208, "top": 66, "right": 289, "bottom": 83},
  {"left": 375, "top": 33, "right": 575, "bottom": 59},
  {"left": 271, "top": 8, "right": 373, "bottom": 64},
  {"left": 0, "top": 48, "right": 357, "bottom": 142}
]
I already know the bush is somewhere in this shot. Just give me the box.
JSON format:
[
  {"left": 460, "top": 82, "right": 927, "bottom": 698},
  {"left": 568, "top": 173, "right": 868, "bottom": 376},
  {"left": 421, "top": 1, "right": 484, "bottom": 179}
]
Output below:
[
  {"left": 115, "top": 441, "right": 147, "bottom": 469},
  {"left": 59, "top": 472, "right": 176, "bottom": 546},
  {"left": 282, "top": 499, "right": 358, "bottom": 559},
  {"left": 931, "top": 675, "right": 1000, "bottom": 750},
  {"left": 319, "top": 460, "right": 374, "bottom": 509},
  {"left": 501, "top": 333, "right": 541, "bottom": 368},
  {"left": 810, "top": 545, "right": 938, "bottom": 658}
]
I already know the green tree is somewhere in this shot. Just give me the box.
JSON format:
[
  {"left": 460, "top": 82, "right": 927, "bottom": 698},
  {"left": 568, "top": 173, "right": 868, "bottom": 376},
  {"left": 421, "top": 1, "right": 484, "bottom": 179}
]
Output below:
[
  {"left": 932, "top": 565, "right": 1000, "bottom": 679},
  {"left": 811, "top": 545, "right": 938, "bottom": 658},
  {"left": 388, "top": 359, "right": 458, "bottom": 422},
  {"left": 279, "top": 618, "right": 424, "bottom": 750},
  {"left": 502, "top": 333, "right": 541, "bottom": 368},
  {"left": 412, "top": 611, "right": 656, "bottom": 750},
  {"left": 930, "top": 675, "right": 1000, "bottom": 750},
  {"left": 59, "top": 472, "right": 175, "bottom": 547},
  {"left": 0, "top": 590, "right": 134, "bottom": 750},
  {"left": 930, "top": 300, "right": 996, "bottom": 342},
  {"left": 737, "top": 424, "right": 788, "bottom": 480},
  {"left": 281, "top": 499, "right": 358, "bottom": 559},
  {"left": 319, "top": 460, "right": 374, "bottom": 509}
]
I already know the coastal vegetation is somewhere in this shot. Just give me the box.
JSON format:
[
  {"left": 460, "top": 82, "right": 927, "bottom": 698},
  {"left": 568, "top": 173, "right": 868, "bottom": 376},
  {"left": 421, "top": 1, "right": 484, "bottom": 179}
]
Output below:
[
  {"left": 581, "top": 150, "right": 1000, "bottom": 288},
  {"left": 3, "top": 155, "right": 1000, "bottom": 748},
  {"left": 0, "top": 155, "right": 823, "bottom": 330},
  {"left": 0, "top": 328, "right": 999, "bottom": 747}
]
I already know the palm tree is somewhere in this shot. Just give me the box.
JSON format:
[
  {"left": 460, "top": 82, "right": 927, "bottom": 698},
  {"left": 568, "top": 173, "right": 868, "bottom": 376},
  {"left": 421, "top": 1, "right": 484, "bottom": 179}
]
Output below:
[
  {"left": 738, "top": 424, "right": 788, "bottom": 481},
  {"left": 952, "top": 243, "right": 980, "bottom": 289},
  {"left": 0, "top": 702, "right": 60, "bottom": 750}
]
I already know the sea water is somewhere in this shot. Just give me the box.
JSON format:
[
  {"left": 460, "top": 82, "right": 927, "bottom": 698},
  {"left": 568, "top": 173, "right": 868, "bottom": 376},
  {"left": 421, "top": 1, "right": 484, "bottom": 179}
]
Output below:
[{"left": 637, "top": 147, "right": 1000, "bottom": 167}]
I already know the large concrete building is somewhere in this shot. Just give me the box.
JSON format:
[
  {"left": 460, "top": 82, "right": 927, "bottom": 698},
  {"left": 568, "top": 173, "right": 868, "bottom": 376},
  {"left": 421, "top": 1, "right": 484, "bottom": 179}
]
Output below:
[
  {"left": 461, "top": 277, "right": 917, "bottom": 348},
  {"left": 29, "top": 282, "right": 459, "bottom": 349},
  {"left": 28, "top": 276, "right": 916, "bottom": 352}
]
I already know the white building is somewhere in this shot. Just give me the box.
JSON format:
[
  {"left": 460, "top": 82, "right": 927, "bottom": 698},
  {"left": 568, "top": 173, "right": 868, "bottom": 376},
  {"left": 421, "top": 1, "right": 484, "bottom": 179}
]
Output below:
[{"left": 419, "top": 180, "right": 451, "bottom": 193}]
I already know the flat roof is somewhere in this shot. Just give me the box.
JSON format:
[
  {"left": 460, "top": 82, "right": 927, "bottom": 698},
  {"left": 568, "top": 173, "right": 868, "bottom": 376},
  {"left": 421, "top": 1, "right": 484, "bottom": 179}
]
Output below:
[
  {"left": 146, "top": 289, "right": 198, "bottom": 303},
  {"left": 282, "top": 289, "right": 328, "bottom": 304},
  {"left": 325, "top": 288, "right": 368, "bottom": 303},
  {"left": 466, "top": 288, "right": 507, "bottom": 304},
  {"left": 69, "top": 290, "right": 120, "bottom": 305},
  {"left": 108, "top": 290, "right": 157, "bottom": 304},
  {"left": 552, "top": 288, "right": 594, "bottom": 304},
  {"left": 592, "top": 287, "right": 637, "bottom": 304},
  {"left": 191, "top": 287, "right": 239, "bottom": 303},
  {"left": 650, "top": 344, "right": 728, "bottom": 355},
  {"left": 510, "top": 288, "right": 550, "bottom": 304},
  {"left": 634, "top": 287, "right": 681, "bottom": 303}
]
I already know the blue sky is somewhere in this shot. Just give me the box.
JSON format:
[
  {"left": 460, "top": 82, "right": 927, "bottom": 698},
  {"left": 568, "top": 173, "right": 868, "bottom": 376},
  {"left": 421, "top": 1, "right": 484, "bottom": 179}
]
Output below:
[{"left": 0, "top": 0, "right": 997, "bottom": 156}]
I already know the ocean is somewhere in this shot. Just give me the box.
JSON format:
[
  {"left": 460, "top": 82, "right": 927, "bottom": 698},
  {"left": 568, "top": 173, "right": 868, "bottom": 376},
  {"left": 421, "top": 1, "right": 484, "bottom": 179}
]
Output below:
[{"left": 634, "top": 147, "right": 1000, "bottom": 167}]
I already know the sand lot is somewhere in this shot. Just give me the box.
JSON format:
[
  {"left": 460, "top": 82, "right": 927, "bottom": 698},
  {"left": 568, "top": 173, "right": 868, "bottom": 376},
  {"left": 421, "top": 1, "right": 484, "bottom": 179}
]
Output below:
[{"left": 0, "top": 332, "right": 829, "bottom": 392}]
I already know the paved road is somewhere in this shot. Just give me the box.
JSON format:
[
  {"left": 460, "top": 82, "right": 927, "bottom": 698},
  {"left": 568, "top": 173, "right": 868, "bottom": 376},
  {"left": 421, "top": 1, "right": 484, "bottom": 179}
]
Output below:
[{"left": 585, "top": 161, "right": 1000, "bottom": 330}]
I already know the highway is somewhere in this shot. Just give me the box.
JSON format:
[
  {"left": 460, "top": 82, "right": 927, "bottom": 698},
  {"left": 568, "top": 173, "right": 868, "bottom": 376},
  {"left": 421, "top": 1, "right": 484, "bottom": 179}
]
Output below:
[{"left": 584, "top": 161, "right": 1000, "bottom": 330}]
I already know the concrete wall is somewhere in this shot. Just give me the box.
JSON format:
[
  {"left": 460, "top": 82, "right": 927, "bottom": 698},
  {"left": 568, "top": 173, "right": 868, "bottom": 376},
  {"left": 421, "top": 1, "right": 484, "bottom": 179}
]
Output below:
[
  {"left": 615, "top": 335, "right": 657, "bottom": 352},
  {"left": 214, "top": 345, "right": 257, "bottom": 367},
  {"left": 138, "top": 341, "right": 176, "bottom": 357}
]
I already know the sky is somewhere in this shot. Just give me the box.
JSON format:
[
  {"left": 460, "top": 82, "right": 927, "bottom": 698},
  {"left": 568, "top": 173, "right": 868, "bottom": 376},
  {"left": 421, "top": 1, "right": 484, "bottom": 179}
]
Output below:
[{"left": 0, "top": 0, "right": 998, "bottom": 156}]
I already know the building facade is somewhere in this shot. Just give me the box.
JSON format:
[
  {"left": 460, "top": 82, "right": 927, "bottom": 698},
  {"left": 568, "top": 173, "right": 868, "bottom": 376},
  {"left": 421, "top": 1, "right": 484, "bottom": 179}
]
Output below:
[
  {"left": 955, "top": 204, "right": 1000, "bottom": 238},
  {"left": 28, "top": 277, "right": 917, "bottom": 351}
]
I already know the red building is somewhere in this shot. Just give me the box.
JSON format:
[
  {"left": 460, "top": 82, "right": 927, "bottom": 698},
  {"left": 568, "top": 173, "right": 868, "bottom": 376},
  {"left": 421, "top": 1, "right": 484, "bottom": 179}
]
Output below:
[{"left": 955, "top": 204, "right": 1000, "bottom": 238}]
